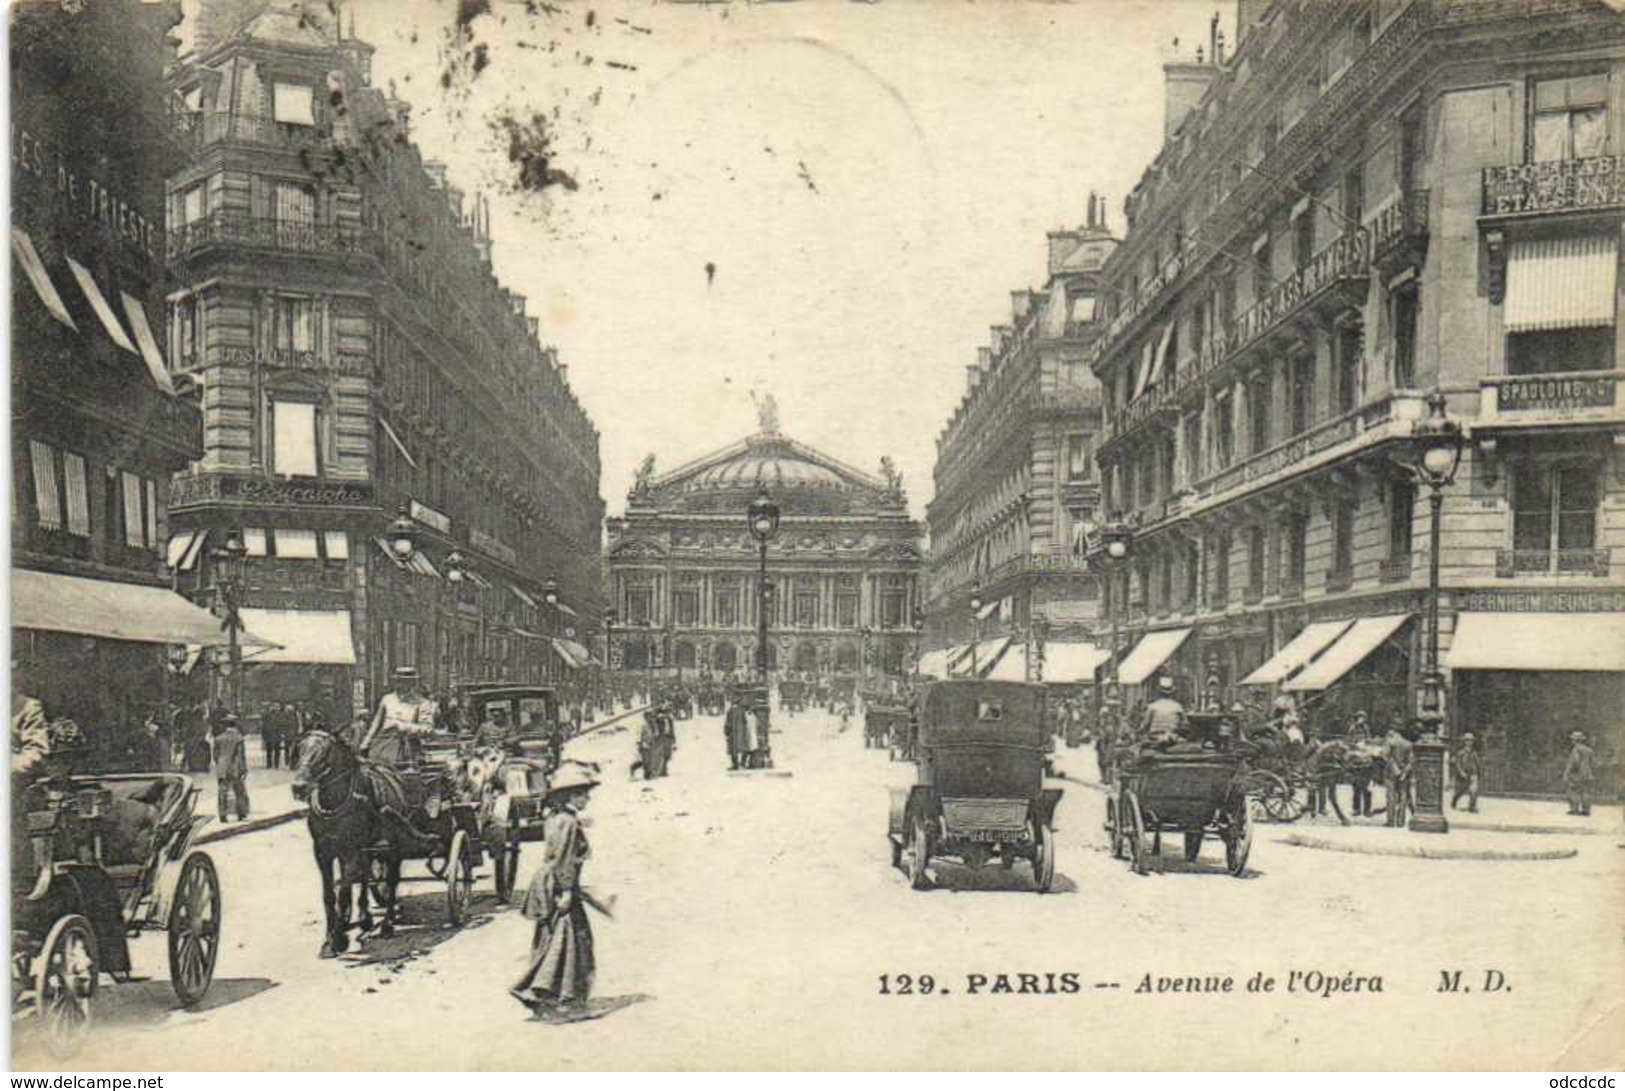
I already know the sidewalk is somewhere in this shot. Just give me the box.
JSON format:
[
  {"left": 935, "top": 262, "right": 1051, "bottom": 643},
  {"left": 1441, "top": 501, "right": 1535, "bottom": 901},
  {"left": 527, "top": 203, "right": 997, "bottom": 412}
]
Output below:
[{"left": 190, "top": 705, "right": 652, "bottom": 845}]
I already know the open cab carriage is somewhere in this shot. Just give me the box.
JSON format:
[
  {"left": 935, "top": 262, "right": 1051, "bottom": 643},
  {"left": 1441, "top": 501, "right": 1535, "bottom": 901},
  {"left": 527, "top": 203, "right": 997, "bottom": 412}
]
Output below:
[
  {"left": 12, "top": 771, "right": 221, "bottom": 1057},
  {"left": 377, "top": 736, "right": 490, "bottom": 924},
  {"left": 777, "top": 678, "right": 808, "bottom": 714},
  {"left": 454, "top": 684, "right": 561, "bottom": 902},
  {"left": 1104, "top": 710, "right": 1253, "bottom": 877},
  {"left": 888, "top": 681, "right": 1062, "bottom": 893}
]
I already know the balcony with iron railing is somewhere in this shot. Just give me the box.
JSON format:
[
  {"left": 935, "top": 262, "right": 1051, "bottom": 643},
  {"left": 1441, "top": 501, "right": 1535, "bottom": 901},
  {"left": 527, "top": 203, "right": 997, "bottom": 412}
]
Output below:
[
  {"left": 1495, "top": 548, "right": 1612, "bottom": 579},
  {"left": 1378, "top": 552, "right": 1415, "bottom": 584},
  {"left": 1369, "top": 190, "right": 1430, "bottom": 277},
  {"left": 176, "top": 110, "right": 336, "bottom": 153},
  {"left": 168, "top": 211, "right": 377, "bottom": 262}
]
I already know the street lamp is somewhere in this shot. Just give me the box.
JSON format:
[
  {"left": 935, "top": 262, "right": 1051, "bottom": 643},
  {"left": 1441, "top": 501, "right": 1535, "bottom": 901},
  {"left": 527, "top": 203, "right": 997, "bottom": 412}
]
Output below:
[
  {"left": 602, "top": 606, "right": 615, "bottom": 674},
  {"left": 1100, "top": 518, "right": 1133, "bottom": 708},
  {"left": 860, "top": 624, "right": 873, "bottom": 679},
  {"left": 968, "top": 580, "right": 983, "bottom": 676},
  {"left": 1409, "top": 390, "right": 1463, "bottom": 835},
  {"left": 1032, "top": 613, "right": 1050, "bottom": 684},
  {"left": 386, "top": 504, "right": 417, "bottom": 560},
  {"left": 746, "top": 487, "right": 780, "bottom": 683},
  {"left": 912, "top": 616, "right": 925, "bottom": 678},
  {"left": 211, "top": 529, "right": 248, "bottom": 712}
]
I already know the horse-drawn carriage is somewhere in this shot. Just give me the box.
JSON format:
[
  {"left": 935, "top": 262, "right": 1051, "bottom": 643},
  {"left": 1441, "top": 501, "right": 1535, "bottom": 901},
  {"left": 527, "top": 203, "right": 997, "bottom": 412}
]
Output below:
[
  {"left": 1103, "top": 711, "right": 1253, "bottom": 877},
  {"left": 455, "top": 684, "right": 562, "bottom": 902},
  {"left": 888, "top": 681, "right": 1061, "bottom": 893},
  {"left": 12, "top": 770, "right": 221, "bottom": 1057},
  {"left": 778, "top": 678, "right": 809, "bottom": 715}
]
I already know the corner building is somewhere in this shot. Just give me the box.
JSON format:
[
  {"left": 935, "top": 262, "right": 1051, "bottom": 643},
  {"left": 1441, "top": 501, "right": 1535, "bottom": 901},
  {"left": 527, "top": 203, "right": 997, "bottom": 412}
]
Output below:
[
  {"left": 164, "top": 2, "right": 604, "bottom": 722},
  {"left": 922, "top": 204, "right": 1118, "bottom": 683},
  {"left": 1088, "top": 0, "right": 1625, "bottom": 795}
]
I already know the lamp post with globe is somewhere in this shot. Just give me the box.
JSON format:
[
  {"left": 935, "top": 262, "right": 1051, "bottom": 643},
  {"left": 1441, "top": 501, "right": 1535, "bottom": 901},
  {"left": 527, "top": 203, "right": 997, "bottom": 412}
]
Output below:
[
  {"left": 1409, "top": 391, "right": 1464, "bottom": 834},
  {"left": 746, "top": 487, "right": 781, "bottom": 684},
  {"left": 968, "top": 580, "right": 983, "bottom": 676},
  {"left": 1100, "top": 519, "right": 1133, "bottom": 706}
]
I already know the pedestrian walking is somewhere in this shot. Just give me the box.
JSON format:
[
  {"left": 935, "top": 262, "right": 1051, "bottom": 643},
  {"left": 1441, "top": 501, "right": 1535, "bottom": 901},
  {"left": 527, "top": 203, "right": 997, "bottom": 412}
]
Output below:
[
  {"left": 511, "top": 763, "right": 600, "bottom": 1016},
  {"left": 181, "top": 701, "right": 211, "bottom": 773},
  {"left": 212, "top": 713, "right": 250, "bottom": 822},
  {"left": 1451, "top": 732, "right": 1482, "bottom": 813},
  {"left": 1563, "top": 731, "right": 1595, "bottom": 816},
  {"left": 261, "top": 701, "right": 287, "bottom": 769}
]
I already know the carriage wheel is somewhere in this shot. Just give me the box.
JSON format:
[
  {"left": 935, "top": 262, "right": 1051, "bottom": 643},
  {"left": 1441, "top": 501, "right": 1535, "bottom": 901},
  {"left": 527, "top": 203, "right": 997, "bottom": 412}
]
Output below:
[
  {"left": 1123, "top": 791, "right": 1148, "bottom": 876},
  {"left": 1105, "top": 797, "right": 1124, "bottom": 860},
  {"left": 167, "top": 853, "right": 221, "bottom": 1008},
  {"left": 1225, "top": 805, "right": 1254, "bottom": 877},
  {"left": 1183, "top": 830, "right": 1204, "bottom": 863},
  {"left": 493, "top": 832, "right": 521, "bottom": 904},
  {"left": 908, "top": 816, "right": 933, "bottom": 891},
  {"left": 35, "top": 914, "right": 97, "bottom": 1059},
  {"left": 1030, "top": 821, "right": 1056, "bottom": 894},
  {"left": 445, "top": 830, "right": 475, "bottom": 925}
]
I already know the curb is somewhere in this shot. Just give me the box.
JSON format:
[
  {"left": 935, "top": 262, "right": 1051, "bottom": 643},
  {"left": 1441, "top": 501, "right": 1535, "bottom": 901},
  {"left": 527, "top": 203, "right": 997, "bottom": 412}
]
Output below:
[
  {"left": 195, "top": 805, "right": 307, "bottom": 846},
  {"left": 1280, "top": 832, "right": 1579, "bottom": 862},
  {"left": 1448, "top": 820, "right": 1615, "bottom": 837}
]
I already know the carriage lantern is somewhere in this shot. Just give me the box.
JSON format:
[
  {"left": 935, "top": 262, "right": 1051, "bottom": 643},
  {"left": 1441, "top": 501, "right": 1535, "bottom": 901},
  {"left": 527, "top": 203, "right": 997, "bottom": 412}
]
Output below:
[
  {"left": 1099, "top": 518, "right": 1133, "bottom": 705},
  {"left": 445, "top": 549, "right": 467, "bottom": 585},
  {"left": 1408, "top": 391, "right": 1464, "bottom": 836},
  {"left": 543, "top": 577, "right": 560, "bottom": 608},
  {"left": 968, "top": 580, "right": 983, "bottom": 675},
  {"left": 747, "top": 488, "right": 780, "bottom": 684},
  {"left": 386, "top": 504, "right": 417, "bottom": 560}
]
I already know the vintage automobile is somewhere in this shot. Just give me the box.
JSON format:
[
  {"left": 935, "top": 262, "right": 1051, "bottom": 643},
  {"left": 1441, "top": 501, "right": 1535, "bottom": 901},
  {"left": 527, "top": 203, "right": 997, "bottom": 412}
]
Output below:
[{"left": 887, "top": 681, "right": 1061, "bottom": 893}]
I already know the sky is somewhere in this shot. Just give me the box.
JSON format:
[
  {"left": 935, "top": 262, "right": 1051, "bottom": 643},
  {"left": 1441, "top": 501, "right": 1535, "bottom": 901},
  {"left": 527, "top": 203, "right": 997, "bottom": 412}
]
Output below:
[{"left": 191, "top": 0, "right": 1233, "bottom": 520}]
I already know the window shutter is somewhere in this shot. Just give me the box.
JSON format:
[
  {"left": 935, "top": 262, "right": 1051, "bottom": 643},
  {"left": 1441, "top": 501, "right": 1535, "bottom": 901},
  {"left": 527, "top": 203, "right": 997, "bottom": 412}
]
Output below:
[
  {"left": 121, "top": 472, "right": 145, "bottom": 548},
  {"left": 29, "top": 440, "right": 61, "bottom": 531},
  {"left": 144, "top": 478, "right": 159, "bottom": 553},
  {"left": 62, "top": 452, "right": 89, "bottom": 537}
]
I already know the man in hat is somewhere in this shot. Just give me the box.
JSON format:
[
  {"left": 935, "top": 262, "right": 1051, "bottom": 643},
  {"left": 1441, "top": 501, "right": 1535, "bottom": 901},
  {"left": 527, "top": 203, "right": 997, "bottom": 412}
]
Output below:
[
  {"left": 363, "top": 667, "right": 438, "bottom": 767},
  {"left": 1383, "top": 723, "right": 1414, "bottom": 827},
  {"left": 1451, "top": 732, "right": 1482, "bottom": 813},
  {"left": 10, "top": 663, "right": 49, "bottom": 778},
  {"left": 1563, "top": 731, "right": 1595, "bottom": 817},
  {"left": 1140, "top": 676, "right": 1186, "bottom": 747},
  {"left": 724, "top": 691, "right": 750, "bottom": 770},
  {"left": 212, "top": 713, "right": 250, "bottom": 822},
  {"left": 1347, "top": 710, "right": 1372, "bottom": 746}
]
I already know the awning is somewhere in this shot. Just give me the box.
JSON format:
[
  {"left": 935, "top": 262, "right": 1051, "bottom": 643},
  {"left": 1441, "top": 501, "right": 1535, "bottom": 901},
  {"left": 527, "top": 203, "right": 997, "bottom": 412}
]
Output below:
[
  {"left": 1284, "top": 614, "right": 1410, "bottom": 692},
  {"left": 11, "top": 567, "right": 267, "bottom": 648},
  {"left": 12, "top": 229, "right": 77, "bottom": 330},
  {"left": 166, "top": 528, "right": 209, "bottom": 572},
  {"left": 556, "top": 601, "right": 579, "bottom": 618},
  {"left": 917, "top": 648, "right": 951, "bottom": 678},
  {"left": 552, "top": 638, "right": 592, "bottom": 669},
  {"left": 66, "top": 256, "right": 138, "bottom": 355},
  {"left": 961, "top": 637, "right": 1010, "bottom": 677},
  {"left": 1504, "top": 234, "right": 1617, "bottom": 332},
  {"left": 1241, "top": 619, "right": 1355, "bottom": 686},
  {"left": 120, "top": 291, "right": 174, "bottom": 393},
  {"left": 1043, "top": 641, "right": 1110, "bottom": 683},
  {"left": 508, "top": 582, "right": 538, "bottom": 609},
  {"left": 379, "top": 416, "right": 418, "bottom": 469},
  {"left": 1143, "top": 321, "right": 1175, "bottom": 391},
  {"left": 986, "top": 643, "right": 1028, "bottom": 682},
  {"left": 945, "top": 643, "right": 974, "bottom": 672},
  {"left": 1117, "top": 627, "right": 1194, "bottom": 686},
  {"left": 975, "top": 599, "right": 1001, "bottom": 620},
  {"left": 1444, "top": 613, "right": 1625, "bottom": 673},
  {"left": 237, "top": 608, "right": 355, "bottom": 665}
]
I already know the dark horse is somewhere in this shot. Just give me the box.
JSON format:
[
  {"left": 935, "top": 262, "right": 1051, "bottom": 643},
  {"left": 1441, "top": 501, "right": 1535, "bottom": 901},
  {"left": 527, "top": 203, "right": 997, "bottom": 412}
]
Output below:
[{"left": 291, "top": 730, "right": 412, "bottom": 958}]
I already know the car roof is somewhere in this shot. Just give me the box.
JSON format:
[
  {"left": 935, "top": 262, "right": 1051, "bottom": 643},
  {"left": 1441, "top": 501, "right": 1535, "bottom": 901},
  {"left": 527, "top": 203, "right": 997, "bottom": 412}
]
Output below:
[{"left": 459, "top": 684, "right": 557, "bottom": 700}]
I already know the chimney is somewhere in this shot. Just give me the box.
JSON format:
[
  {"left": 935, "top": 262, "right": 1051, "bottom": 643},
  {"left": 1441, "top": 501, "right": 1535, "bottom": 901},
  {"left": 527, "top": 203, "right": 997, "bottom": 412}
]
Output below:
[
  {"left": 1011, "top": 290, "right": 1032, "bottom": 321},
  {"left": 423, "top": 159, "right": 448, "bottom": 189},
  {"left": 510, "top": 293, "right": 527, "bottom": 316},
  {"left": 977, "top": 347, "right": 992, "bottom": 370},
  {"left": 1163, "top": 59, "right": 1217, "bottom": 140},
  {"left": 966, "top": 365, "right": 984, "bottom": 393}
]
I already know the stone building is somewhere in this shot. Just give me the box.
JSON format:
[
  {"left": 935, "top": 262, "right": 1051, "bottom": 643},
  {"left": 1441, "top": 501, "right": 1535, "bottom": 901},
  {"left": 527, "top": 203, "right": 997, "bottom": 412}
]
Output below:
[
  {"left": 1087, "top": 0, "right": 1625, "bottom": 794},
  {"left": 10, "top": 0, "right": 226, "bottom": 766},
  {"left": 920, "top": 199, "right": 1118, "bottom": 684},
  {"left": 606, "top": 412, "right": 923, "bottom": 680},
  {"left": 162, "top": 1, "right": 603, "bottom": 721}
]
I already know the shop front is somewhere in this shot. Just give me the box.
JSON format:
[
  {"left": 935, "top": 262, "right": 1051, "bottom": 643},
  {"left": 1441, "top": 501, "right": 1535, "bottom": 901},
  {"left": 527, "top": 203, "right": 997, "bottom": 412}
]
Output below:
[{"left": 1446, "top": 602, "right": 1625, "bottom": 797}]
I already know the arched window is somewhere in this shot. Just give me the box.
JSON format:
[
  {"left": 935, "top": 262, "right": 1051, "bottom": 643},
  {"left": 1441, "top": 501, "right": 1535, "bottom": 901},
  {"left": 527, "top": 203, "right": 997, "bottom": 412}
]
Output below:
[
  {"left": 835, "top": 644, "right": 859, "bottom": 672},
  {"left": 794, "top": 643, "right": 819, "bottom": 673},
  {"left": 713, "top": 643, "right": 738, "bottom": 672},
  {"left": 674, "top": 641, "right": 696, "bottom": 669}
]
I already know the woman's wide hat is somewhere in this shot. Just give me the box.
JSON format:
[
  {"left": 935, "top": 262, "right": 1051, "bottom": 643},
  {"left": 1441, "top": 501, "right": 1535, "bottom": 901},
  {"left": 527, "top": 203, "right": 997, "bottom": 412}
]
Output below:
[{"left": 548, "top": 761, "right": 600, "bottom": 797}]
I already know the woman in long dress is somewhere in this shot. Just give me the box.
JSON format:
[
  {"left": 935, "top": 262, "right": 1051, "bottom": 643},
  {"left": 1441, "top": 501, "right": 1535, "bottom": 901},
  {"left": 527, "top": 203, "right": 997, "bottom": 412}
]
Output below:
[{"left": 511, "top": 764, "right": 598, "bottom": 1013}]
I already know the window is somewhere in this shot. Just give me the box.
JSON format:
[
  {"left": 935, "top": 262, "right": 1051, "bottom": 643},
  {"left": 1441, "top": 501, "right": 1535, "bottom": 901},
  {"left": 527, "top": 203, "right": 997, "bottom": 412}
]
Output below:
[
  {"left": 1336, "top": 324, "right": 1362, "bottom": 413},
  {"left": 28, "top": 440, "right": 62, "bottom": 531},
  {"left": 626, "top": 587, "right": 652, "bottom": 626},
  {"left": 880, "top": 588, "right": 906, "bottom": 628},
  {"left": 121, "top": 472, "right": 147, "bottom": 549},
  {"left": 243, "top": 527, "right": 269, "bottom": 556},
  {"left": 1332, "top": 499, "right": 1356, "bottom": 577},
  {"left": 272, "top": 295, "right": 315, "bottom": 354},
  {"left": 1513, "top": 462, "right": 1599, "bottom": 569},
  {"left": 62, "top": 452, "right": 89, "bottom": 536},
  {"left": 173, "top": 297, "right": 202, "bottom": 369},
  {"left": 1507, "top": 328, "right": 1614, "bottom": 376},
  {"left": 1248, "top": 526, "right": 1266, "bottom": 595},
  {"left": 274, "top": 184, "right": 316, "bottom": 249},
  {"left": 795, "top": 592, "right": 817, "bottom": 628},
  {"left": 272, "top": 82, "right": 316, "bottom": 126},
  {"left": 1342, "top": 168, "right": 1364, "bottom": 227},
  {"left": 1285, "top": 512, "right": 1308, "bottom": 588},
  {"left": 1388, "top": 478, "right": 1415, "bottom": 559},
  {"left": 1066, "top": 434, "right": 1090, "bottom": 481},
  {"left": 1248, "top": 376, "right": 1272, "bottom": 454},
  {"left": 273, "top": 528, "right": 320, "bottom": 559},
  {"left": 1398, "top": 107, "right": 1424, "bottom": 194},
  {"left": 145, "top": 479, "right": 158, "bottom": 553},
  {"left": 323, "top": 530, "right": 350, "bottom": 560},
  {"left": 1183, "top": 542, "right": 1200, "bottom": 606},
  {"left": 1531, "top": 74, "right": 1608, "bottom": 162},
  {"left": 715, "top": 589, "right": 738, "bottom": 627},
  {"left": 1391, "top": 284, "right": 1418, "bottom": 389},
  {"left": 1211, "top": 532, "right": 1231, "bottom": 605},
  {"left": 836, "top": 594, "right": 858, "bottom": 629},
  {"left": 180, "top": 184, "right": 206, "bottom": 226},
  {"left": 1214, "top": 393, "right": 1235, "bottom": 467},
  {"left": 1291, "top": 353, "right": 1315, "bottom": 435},
  {"left": 1183, "top": 414, "right": 1202, "bottom": 484},
  {"left": 1252, "top": 234, "right": 1272, "bottom": 298},
  {"left": 271, "top": 400, "right": 319, "bottom": 477},
  {"left": 674, "top": 589, "right": 699, "bottom": 626},
  {"left": 1293, "top": 208, "right": 1315, "bottom": 268}
]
